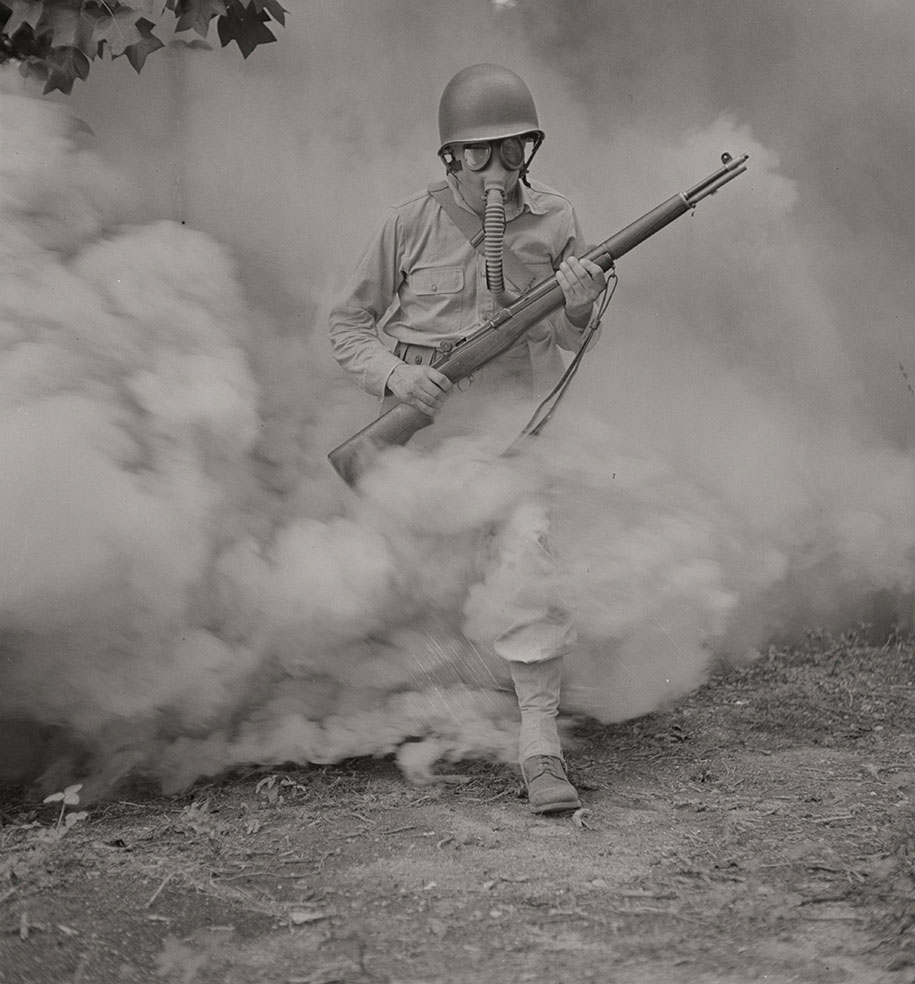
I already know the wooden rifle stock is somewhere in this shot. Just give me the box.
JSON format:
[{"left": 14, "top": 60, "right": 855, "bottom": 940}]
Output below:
[{"left": 328, "top": 152, "right": 749, "bottom": 486}]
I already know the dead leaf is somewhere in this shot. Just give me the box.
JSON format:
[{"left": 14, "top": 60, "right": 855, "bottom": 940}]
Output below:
[{"left": 290, "top": 910, "right": 331, "bottom": 925}]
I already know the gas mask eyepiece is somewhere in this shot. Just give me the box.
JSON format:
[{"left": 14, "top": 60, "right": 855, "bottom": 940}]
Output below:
[{"left": 462, "top": 136, "right": 528, "bottom": 173}]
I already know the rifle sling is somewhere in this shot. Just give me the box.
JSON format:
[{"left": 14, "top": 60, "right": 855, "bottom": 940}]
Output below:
[{"left": 427, "top": 181, "right": 537, "bottom": 292}]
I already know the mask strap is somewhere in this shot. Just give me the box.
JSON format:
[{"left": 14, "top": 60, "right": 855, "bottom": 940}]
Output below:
[{"left": 519, "top": 134, "right": 543, "bottom": 188}]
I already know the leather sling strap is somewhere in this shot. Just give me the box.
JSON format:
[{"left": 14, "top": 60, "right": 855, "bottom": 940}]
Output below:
[{"left": 427, "top": 180, "right": 538, "bottom": 293}]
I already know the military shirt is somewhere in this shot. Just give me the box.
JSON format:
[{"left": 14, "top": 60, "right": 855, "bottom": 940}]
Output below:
[{"left": 329, "top": 175, "right": 591, "bottom": 400}]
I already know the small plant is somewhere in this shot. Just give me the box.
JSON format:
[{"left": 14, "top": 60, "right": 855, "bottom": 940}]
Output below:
[
  {"left": 0, "top": 786, "right": 91, "bottom": 901},
  {"left": 43, "top": 784, "right": 88, "bottom": 837}
]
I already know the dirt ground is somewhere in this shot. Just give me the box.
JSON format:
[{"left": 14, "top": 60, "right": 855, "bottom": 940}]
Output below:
[{"left": 2, "top": 630, "right": 914, "bottom": 984}]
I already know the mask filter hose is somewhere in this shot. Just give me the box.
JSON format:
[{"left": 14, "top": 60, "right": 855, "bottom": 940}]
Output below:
[{"left": 483, "top": 183, "right": 518, "bottom": 307}]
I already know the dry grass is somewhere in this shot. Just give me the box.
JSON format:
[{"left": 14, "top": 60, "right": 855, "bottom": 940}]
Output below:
[{"left": 1, "top": 632, "right": 913, "bottom": 984}]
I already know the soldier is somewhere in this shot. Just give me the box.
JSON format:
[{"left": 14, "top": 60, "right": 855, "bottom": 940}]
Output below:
[{"left": 329, "top": 64, "right": 606, "bottom": 812}]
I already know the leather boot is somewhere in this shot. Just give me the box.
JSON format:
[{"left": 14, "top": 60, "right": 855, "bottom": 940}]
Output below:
[
  {"left": 521, "top": 755, "right": 581, "bottom": 813},
  {"left": 510, "top": 658, "right": 580, "bottom": 813}
]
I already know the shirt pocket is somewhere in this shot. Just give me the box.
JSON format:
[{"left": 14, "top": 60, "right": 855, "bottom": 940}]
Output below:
[
  {"left": 410, "top": 266, "right": 464, "bottom": 296},
  {"left": 403, "top": 265, "right": 465, "bottom": 334}
]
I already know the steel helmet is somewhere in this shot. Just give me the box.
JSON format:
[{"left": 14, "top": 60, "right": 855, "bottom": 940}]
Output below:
[{"left": 437, "top": 63, "right": 544, "bottom": 153}]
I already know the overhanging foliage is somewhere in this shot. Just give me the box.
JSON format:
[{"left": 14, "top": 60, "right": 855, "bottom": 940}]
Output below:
[{"left": 0, "top": 0, "right": 287, "bottom": 94}]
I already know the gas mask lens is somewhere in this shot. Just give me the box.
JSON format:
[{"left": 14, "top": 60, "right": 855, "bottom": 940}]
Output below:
[{"left": 463, "top": 136, "right": 527, "bottom": 172}]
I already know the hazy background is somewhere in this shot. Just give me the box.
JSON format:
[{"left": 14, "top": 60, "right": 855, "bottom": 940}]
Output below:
[{"left": 1, "top": 0, "right": 913, "bottom": 792}]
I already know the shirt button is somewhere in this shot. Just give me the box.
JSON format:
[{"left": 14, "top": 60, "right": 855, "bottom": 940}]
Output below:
[{"left": 431, "top": 285, "right": 438, "bottom": 292}]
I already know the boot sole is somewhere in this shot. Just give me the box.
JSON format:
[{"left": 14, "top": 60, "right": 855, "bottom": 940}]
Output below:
[{"left": 529, "top": 798, "right": 581, "bottom": 814}]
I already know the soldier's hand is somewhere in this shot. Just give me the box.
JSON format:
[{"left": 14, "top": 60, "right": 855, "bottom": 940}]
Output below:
[
  {"left": 387, "top": 364, "right": 453, "bottom": 416},
  {"left": 557, "top": 256, "right": 606, "bottom": 327}
]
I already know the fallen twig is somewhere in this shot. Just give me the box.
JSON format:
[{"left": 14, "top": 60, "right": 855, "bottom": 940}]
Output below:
[
  {"left": 144, "top": 872, "right": 174, "bottom": 909},
  {"left": 801, "top": 912, "right": 865, "bottom": 922},
  {"left": 799, "top": 893, "right": 852, "bottom": 905}
]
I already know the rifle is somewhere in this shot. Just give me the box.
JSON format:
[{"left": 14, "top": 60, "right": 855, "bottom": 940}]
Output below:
[{"left": 328, "top": 152, "right": 749, "bottom": 486}]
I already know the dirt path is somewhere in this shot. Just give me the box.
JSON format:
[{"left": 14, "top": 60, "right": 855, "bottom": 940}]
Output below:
[{"left": 2, "top": 634, "right": 913, "bottom": 984}]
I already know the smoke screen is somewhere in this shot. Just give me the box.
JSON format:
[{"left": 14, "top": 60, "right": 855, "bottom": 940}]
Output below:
[{"left": 1, "top": 0, "right": 914, "bottom": 794}]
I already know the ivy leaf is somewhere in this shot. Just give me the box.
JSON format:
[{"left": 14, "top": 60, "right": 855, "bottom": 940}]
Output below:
[
  {"left": 217, "top": 0, "right": 276, "bottom": 59},
  {"left": 252, "top": 0, "right": 286, "bottom": 26},
  {"left": 2, "top": 0, "right": 46, "bottom": 37},
  {"left": 42, "top": 44, "right": 90, "bottom": 94},
  {"left": 132, "top": 1, "right": 168, "bottom": 15},
  {"left": 173, "top": 0, "right": 227, "bottom": 37},
  {"left": 120, "top": 16, "right": 165, "bottom": 73},
  {"left": 93, "top": 9, "right": 151, "bottom": 58}
]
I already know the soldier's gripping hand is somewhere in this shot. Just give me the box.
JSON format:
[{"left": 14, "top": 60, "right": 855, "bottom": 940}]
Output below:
[
  {"left": 557, "top": 256, "right": 607, "bottom": 328},
  {"left": 387, "top": 363, "right": 453, "bottom": 416}
]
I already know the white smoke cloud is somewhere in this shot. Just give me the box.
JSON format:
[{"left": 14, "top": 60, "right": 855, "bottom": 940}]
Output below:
[
  {"left": 0, "top": 82, "right": 544, "bottom": 790},
  {"left": 2, "top": 0, "right": 914, "bottom": 794}
]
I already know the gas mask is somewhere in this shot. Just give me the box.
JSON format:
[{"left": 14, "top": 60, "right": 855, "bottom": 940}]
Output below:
[{"left": 442, "top": 135, "right": 541, "bottom": 308}]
